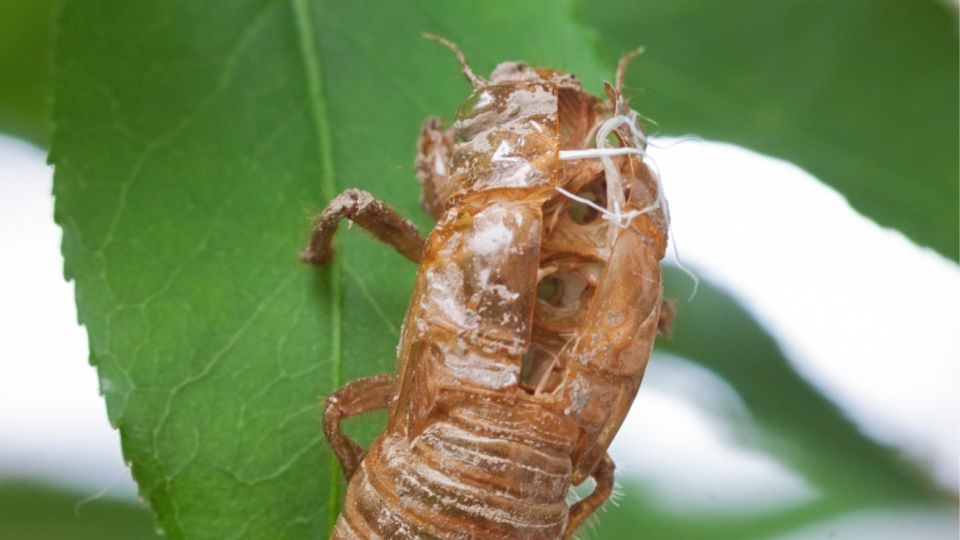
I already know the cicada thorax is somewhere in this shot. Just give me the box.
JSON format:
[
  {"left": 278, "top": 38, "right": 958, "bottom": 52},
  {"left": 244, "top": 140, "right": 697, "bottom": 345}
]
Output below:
[
  {"left": 333, "top": 60, "right": 668, "bottom": 540},
  {"left": 391, "top": 79, "right": 564, "bottom": 435}
]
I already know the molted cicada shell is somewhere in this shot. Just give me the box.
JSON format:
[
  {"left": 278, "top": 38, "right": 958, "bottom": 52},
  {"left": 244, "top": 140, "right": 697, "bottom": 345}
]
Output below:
[{"left": 302, "top": 38, "right": 670, "bottom": 540}]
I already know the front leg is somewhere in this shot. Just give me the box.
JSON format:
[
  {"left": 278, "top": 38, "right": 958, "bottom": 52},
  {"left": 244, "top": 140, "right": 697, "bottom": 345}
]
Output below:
[
  {"left": 301, "top": 189, "right": 425, "bottom": 266},
  {"left": 414, "top": 117, "right": 456, "bottom": 221}
]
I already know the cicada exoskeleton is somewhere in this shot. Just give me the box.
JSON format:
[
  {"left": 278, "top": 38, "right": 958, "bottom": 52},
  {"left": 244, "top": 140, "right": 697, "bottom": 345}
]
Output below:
[{"left": 302, "top": 38, "right": 669, "bottom": 540}]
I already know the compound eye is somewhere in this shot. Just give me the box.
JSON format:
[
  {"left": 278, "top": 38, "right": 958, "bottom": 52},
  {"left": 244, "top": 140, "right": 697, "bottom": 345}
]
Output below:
[
  {"left": 489, "top": 61, "right": 529, "bottom": 83},
  {"left": 456, "top": 88, "right": 495, "bottom": 123}
]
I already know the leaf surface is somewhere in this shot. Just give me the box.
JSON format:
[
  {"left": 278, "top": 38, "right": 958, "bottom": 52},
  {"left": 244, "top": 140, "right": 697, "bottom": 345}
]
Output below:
[{"left": 51, "top": 1, "right": 605, "bottom": 537}]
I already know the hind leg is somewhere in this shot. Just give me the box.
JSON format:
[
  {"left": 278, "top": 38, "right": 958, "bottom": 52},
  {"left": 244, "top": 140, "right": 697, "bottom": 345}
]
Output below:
[
  {"left": 322, "top": 374, "right": 396, "bottom": 481},
  {"left": 564, "top": 453, "right": 615, "bottom": 540}
]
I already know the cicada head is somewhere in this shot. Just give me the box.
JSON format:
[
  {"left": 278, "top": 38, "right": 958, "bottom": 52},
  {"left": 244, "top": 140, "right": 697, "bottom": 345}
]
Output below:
[{"left": 488, "top": 62, "right": 584, "bottom": 93}]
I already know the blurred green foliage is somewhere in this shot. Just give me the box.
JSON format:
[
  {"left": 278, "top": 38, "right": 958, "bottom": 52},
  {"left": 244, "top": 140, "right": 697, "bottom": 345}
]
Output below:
[
  {"left": 584, "top": 268, "right": 950, "bottom": 539},
  {"left": 580, "top": 0, "right": 959, "bottom": 260},
  {"left": 0, "top": 0, "right": 55, "bottom": 146},
  {"left": 0, "top": 0, "right": 955, "bottom": 538},
  {"left": 0, "top": 481, "right": 159, "bottom": 540}
]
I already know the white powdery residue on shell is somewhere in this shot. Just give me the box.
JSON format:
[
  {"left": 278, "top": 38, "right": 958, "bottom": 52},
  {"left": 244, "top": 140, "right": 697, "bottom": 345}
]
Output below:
[
  {"left": 425, "top": 263, "right": 467, "bottom": 326},
  {"left": 495, "top": 163, "right": 536, "bottom": 188},
  {"left": 488, "top": 284, "right": 519, "bottom": 302},
  {"left": 506, "top": 343, "right": 526, "bottom": 356},
  {"left": 455, "top": 444, "right": 564, "bottom": 482},
  {"left": 432, "top": 152, "right": 447, "bottom": 177},
  {"left": 468, "top": 131, "right": 494, "bottom": 154},
  {"left": 409, "top": 454, "right": 559, "bottom": 530},
  {"left": 500, "top": 312, "right": 519, "bottom": 329},
  {"left": 491, "top": 140, "right": 523, "bottom": 164},
  {"left": 505, "top": 85, "right": 557, "bottom": 118},
  {"left": 476, "top": 267, "right": 492, "bottom": 289},
  {"left": 469, "top": 220, "right": 514, "bottom": 259},
  {"left": 476, "top": 91, "right": 495, "bottom": 109},
  {"left": 567, "top": 381, "right": 591, "bottom": 417},
  {"left": 502, "top": 118, "right": 548, "bottom": 137},
  {"left": 443, "top": 352, "right": 520, "bottom": 390},
  {"left": 606, "top": 311, "right": 624, "bottom": 325}
]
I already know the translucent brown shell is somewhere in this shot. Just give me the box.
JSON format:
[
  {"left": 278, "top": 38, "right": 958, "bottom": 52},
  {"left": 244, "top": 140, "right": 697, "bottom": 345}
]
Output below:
[{"left": 304, "top": 43, "right": 668, "bottom": 540}]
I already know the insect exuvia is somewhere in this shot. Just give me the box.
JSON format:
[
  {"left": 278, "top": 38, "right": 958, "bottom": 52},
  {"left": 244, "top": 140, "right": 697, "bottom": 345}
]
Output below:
[{"left": 301, "top": 36, "right": 673, "bottom": 540}]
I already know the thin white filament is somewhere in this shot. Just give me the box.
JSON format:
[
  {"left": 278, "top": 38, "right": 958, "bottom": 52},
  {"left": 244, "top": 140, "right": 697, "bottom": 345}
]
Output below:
[
  {"left": 555, "top": 187, "right": 651, "bottom": 230},
  {"left": 73, "top": 464, "right": 131, "bottom": 515},
  {"left": 645, "top": 135, "right": 704, "bottom": 150},
  {"left": 557, "top": 114, "right": 700, "bottom": 299},
  {"left": 558, "top": 147, "right": 640, "bottom": 159}
]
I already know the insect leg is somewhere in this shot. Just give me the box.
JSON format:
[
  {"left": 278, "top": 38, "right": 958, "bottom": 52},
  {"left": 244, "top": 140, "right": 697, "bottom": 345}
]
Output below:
[
  {"left": 414, "top": 117, "right": 456, "bottom": 221},
  {"left": 658, "top": 297, "right": 676, "bottom": 338},
  {"left": 563, "top": 453, "right": 615, "bottom": 540},
  {"left": 301, "top": 188, "right": 425, "bottom": 266},
  {"left": 322, "top": 374, "right": 395, "bottom": 481}
]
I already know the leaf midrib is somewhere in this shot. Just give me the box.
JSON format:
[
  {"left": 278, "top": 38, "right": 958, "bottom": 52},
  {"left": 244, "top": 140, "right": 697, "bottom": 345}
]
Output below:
[{"left": 290, "top": 0, "right": 343, "bottom": 530}]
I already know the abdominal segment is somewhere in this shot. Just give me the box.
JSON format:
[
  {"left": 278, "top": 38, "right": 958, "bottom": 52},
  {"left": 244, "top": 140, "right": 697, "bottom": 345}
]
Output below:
[{"left": 333, "top": 401, "right": 577, "bottom": 540}]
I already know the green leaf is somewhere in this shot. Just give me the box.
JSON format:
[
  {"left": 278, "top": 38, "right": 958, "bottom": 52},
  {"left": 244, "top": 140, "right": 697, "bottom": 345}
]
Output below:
[
  {"left": 0, "top": 0, "right": 56, "bottom": 145},
  {"left": 51, "top": 0, "right": 606, "bottom": 537},
  {"left": 577, "top": 0, "right": 959, "bottom": 261}
]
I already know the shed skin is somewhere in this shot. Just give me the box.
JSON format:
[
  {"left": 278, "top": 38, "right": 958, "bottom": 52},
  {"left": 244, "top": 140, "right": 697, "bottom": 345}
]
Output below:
[{"left": 314, "top": 60, "right": 667, "bottom": 540}]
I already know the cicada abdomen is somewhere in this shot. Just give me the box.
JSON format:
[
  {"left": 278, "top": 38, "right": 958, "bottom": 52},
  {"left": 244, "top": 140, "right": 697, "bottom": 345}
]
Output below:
[{"left": 305, "top": 39, "right": 668, "bottom": 540}]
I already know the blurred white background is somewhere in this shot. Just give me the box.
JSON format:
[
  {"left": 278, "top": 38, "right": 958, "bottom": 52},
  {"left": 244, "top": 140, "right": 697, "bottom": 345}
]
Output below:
[{"left": 1, "top": 133, "right": 957, "bottom": 537}]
